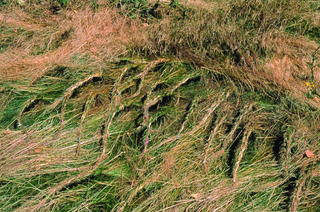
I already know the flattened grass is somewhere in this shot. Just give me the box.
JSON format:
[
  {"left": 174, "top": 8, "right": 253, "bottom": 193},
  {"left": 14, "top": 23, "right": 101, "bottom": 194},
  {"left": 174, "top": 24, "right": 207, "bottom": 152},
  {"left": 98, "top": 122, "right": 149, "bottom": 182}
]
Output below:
[{"left": 0, "top": 0, "right": 320, "bottom": 211}]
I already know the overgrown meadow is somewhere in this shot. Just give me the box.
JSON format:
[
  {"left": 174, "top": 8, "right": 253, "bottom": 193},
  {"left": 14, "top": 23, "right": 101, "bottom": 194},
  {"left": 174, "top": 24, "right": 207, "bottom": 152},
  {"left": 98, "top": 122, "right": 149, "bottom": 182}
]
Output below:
[{"left": 0, "top": 0, "right": 320, "bottom": 211}]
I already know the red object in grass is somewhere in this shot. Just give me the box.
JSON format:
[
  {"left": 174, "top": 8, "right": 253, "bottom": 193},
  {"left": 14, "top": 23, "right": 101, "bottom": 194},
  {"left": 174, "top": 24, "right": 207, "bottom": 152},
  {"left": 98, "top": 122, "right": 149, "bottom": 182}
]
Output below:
[
  {"left": 35, "top": 149, "right": 42, "bottom": 153},
  {"left": 305, "top": 150, "right": 314, "bottom": 158}
]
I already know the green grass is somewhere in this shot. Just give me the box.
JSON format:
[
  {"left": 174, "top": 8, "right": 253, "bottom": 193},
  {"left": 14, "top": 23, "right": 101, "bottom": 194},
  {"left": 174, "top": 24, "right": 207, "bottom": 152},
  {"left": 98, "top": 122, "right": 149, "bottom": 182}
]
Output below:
[{"left": 0, "top": 0, "right": 320, "bottom": 211}]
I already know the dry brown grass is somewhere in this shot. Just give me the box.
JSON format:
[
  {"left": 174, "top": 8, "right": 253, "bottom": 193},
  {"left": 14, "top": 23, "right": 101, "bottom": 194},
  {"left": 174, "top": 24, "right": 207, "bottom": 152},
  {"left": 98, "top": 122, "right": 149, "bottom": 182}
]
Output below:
[
  {"left": 263, "top": 33, "right": 320, "bottom": 108},
  {"left": 0, "top": 4, "right": 148, "bottom": 82},
  {"left": 1, "top": 0, "right": 320, "bottom": 211}
]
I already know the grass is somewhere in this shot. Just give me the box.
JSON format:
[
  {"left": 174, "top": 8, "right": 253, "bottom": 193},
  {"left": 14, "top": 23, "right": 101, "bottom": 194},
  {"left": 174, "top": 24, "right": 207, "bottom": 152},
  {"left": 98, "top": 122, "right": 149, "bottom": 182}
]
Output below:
[{"left": 0, "top": 0, "right": 320, "bottom": 211}]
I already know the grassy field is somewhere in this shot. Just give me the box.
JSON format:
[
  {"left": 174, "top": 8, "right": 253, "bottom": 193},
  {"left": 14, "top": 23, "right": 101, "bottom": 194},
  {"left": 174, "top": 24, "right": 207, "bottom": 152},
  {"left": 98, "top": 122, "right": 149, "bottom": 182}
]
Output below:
[{"left": 0, "top": 0, "right": 320, "bottom": 211}]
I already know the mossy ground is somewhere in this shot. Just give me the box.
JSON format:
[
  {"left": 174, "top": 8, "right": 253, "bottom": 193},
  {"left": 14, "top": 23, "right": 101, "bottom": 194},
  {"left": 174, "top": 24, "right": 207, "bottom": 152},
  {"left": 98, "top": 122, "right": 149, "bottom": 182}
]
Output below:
[{"left": 0, "top": 0, "right": 320, "bottom": 211}]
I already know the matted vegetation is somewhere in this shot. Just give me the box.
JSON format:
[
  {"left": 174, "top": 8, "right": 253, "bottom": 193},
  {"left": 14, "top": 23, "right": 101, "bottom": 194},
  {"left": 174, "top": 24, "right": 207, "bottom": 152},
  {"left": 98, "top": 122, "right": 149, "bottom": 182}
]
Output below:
[{"left": 0, "top": 0, "right": 320, "bottom": 211}]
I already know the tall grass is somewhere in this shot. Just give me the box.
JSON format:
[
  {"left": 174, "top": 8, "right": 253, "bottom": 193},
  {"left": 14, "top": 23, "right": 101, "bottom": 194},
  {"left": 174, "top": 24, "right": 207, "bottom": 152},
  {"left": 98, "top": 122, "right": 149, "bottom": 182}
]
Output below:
[{"left": 0, "top": 0, "right": 320, "bottom": 211}]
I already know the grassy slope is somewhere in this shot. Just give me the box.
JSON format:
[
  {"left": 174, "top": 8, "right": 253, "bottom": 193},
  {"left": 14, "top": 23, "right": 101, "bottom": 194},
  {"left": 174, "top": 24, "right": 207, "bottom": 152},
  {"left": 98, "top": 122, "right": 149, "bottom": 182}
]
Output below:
[{"left": 0, "top": 0, "right": 320, "bottom": 211}]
